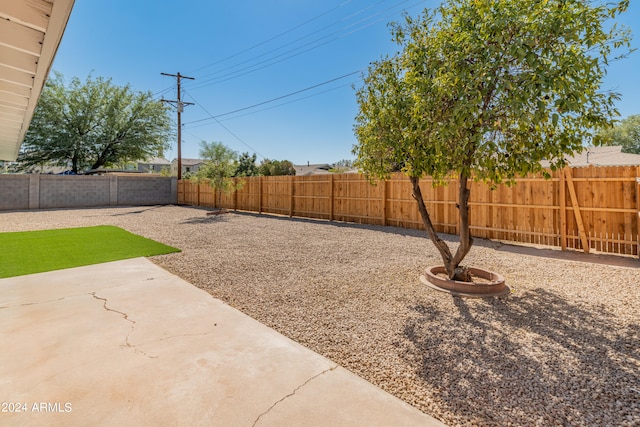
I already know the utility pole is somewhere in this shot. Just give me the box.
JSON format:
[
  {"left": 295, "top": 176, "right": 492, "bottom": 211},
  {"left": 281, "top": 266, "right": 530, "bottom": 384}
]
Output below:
[{"left": 161, "top": 72, "right": 194, "bottom": 180}]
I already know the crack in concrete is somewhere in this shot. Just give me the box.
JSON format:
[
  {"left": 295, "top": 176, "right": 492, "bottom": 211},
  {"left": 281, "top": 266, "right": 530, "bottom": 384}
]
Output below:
[
  {"left": 91, "top": 292, "right": 158, "bottom": 359},
  {"left": 148, "top": 331, "right": 216, "bottom": 344},
  {"left": 0, "top": 293, "right": 88, "bottom": 309},
  {"left": 252, "top": 364, "right": 338, "bottom": 426}
]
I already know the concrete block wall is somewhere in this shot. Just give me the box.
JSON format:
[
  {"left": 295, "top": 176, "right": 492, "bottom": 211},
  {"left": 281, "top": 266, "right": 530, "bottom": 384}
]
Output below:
[
  {"left": 39, "top": 175, "right": 111, "bottom": 209},
  {"left": 0, "top": 175, "right": 30, "bottom": 210},
  {"left": 0, "top": 175, "right": 177, "bottom": 211},
  {"left": 117, "top": 176, "right": 176, "bottom": 206}
]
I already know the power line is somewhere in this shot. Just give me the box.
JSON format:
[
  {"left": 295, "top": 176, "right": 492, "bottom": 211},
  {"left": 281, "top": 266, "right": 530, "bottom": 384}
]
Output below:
[
  {"left": 184, "top": 70, "right": 361, "bottom": 126},
  {"left": 153, "top": 1, "right": 422, "bottom": 105},
  {"left": 154, "top": 85, "right": 175, "bottom": 99},
  {"left": 185, "top": 0, "right": 418, "bottom": 91},
  {"left": 188, "top": 0, "right": 356, "bottom": 75},
  {"left": 183, "top": 130, "right": 208, "bottom": 149},
  {"left": 184, "top": 91, "right": 267, "bottom": 159},
  {"left": 193, "top": 0, "right": 392, "bottom": 82},
  {"left": 186, "top": 25, "right": 366, "bottom": 89},
  {"left": 154, "top": 73, "right": 180, "bottom": 99},
  {"left": 187, "top": 79, "right": 359, "bottom": 128}
]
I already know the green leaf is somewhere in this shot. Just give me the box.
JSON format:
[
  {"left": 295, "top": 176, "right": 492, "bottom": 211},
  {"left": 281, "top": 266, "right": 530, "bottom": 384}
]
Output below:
[
  {"left": 20, "top": 72, "right": 172, "bottom": 173},
  {"left": 352, "top": 0, "right": 630, "bottom": 268}
]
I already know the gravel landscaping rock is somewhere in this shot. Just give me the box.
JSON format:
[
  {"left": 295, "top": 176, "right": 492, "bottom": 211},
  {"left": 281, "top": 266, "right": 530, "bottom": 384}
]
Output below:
[{"left": 2, "top": 205, "right": 639, "bottom": 426}]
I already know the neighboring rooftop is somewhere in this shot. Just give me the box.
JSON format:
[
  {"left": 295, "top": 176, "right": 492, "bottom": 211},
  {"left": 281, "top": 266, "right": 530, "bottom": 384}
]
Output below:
[
  {"left": 295, "top": 163, "right": 332, "bottom": 176},
  {"left": 541, "top": 145, "right": 640, "bottom": 168},
  {"left": 141, "top": 156, "right": 171, "bottom": 165},
  {"left": 294, "top": 164, "right": 359, "bottom": 176},
  {"left": 172, "top": 158, "right": 203, "bottom": 166}
]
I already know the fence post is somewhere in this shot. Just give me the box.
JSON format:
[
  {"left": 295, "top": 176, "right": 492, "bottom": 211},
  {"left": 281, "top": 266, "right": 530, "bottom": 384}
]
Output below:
[
  {"left": 259, "top": 176, "right": 263, "bottom": 214},
  {"left": 560, "top": 167, "right": 567, "bottom": 250},
  {"left": 234, "top": 178, "right": 238, "bottom": 211},
  {"left": 636, "top": 166, "right": 640, "bottom": 257},
  {"left": 289, "top": 175, "right": 294, "bottom": 217},
  {"left": 329, "top": 174, "right": 334, "bottom": 221},
  {"left": 382, "top": 178, "right": 387, "bottom": 226},
  {"left": 197, "top": 182, "right": 200, "bottom": 207}
]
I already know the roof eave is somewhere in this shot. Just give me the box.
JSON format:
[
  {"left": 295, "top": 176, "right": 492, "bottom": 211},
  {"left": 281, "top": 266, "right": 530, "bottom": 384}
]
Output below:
[{"left": 0, "top": 0, "right": 75, "bottom": 161}]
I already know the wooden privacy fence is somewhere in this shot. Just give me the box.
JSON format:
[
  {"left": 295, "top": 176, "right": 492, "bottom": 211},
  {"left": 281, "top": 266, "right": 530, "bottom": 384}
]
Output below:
[{"left": 178, "top": 165, "right": 640, "bottom": 257}]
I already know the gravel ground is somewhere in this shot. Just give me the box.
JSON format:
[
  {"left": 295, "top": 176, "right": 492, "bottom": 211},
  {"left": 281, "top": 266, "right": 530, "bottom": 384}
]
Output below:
[{"left": 2, "top": 205, "right": 639, "bottom": 426}]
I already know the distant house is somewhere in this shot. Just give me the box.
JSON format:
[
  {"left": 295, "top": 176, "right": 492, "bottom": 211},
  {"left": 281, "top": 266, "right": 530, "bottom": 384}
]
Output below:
[
  {"left": 294, "top": 163, "right": 359, "bottom": 176},
  {"left": 138, "top": 157, "right": 171, "bottom": 174},
  {"left": 541, "top": 146, "right": 640, "bottom": 168},
  {"left": 171, "top": 158, "right": 204, "bottom": 176},
  {"left": 294, "top": 163, "right": 332, "bottom": 176}
]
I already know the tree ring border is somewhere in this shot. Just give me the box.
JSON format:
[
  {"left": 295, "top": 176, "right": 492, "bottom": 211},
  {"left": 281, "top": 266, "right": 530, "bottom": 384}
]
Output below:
[{"left": 420, "top": 265, "right": 510, "bottom": 298}]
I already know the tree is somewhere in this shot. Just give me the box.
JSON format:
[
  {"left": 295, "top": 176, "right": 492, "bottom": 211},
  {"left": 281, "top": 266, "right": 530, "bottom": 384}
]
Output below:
[
  {"left": 19, "top": 72, "right": 172, "bottom": 173},
  {"left": 330, "top": 159, "right": 354, "bottom": 173},
  {"left": 195, "top": 141, "right": 242, "bottom": 195},
  {"left": 334, "top": 159, "right": 353, "bottom": 168},
  {"left": 599, "top": 115, "right": 640, "bottom": 154},
  {"left": 258, "top": 159, "right": 296, "bottom": 176},
  {"left": 234, "top": 152, "right": 259, "bottom": 176},
  {"left": 353, "top": 0, "right": 631, "bottom": 281}
]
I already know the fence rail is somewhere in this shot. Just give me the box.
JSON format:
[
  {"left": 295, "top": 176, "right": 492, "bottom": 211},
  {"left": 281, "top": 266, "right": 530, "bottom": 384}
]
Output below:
[{"left": 178, "top": 166, "right": 640, "bottom": 257}]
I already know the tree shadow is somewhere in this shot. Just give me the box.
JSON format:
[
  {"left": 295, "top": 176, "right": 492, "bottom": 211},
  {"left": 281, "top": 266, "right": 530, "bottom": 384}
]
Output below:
[
  {"left": 227, "top": 210, "right": 639, "bottom": 269},
  {"left": 490, "top": 242, "right": 640, "bottom": 269},
  {"left": 229, "top": 210, "right": 433, "bottom": 238},
  {"left": 401, "top": 289, "right": 639, "bottom": 425},
  {"left": 108, "top": 205, "right": 166, "bottom": 216},
  {"left": 180, "top": 213, "right": 232, "bottom": 225}
]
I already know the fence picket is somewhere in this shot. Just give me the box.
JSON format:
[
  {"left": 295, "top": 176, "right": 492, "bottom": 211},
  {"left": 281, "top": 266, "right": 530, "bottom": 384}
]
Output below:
[{"left": 177, "top": 166, "right": 639, "bottom": 257}]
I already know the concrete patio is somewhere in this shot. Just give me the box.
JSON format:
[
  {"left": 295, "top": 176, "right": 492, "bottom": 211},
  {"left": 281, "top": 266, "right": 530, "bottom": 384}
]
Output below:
[{"left": 0, "top": 258, "right": 445, "bottom": 426}]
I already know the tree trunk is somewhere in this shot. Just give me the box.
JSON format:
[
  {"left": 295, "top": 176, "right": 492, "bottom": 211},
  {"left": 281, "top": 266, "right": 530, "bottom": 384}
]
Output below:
[
  {"left": 91, "top": 143, "right": 114, "bottom": 171},
  {"left": 410, "top": 174, "right": 474, "bottom": 281},
  {"left": 451, "top": 173, "right": 474, "bottom": 280},
  {"left": 410, "top": 176, "right": 453, "bottom": 267},
  {"left": 71, "top": 153, "right": 78, "bottom": 174}
]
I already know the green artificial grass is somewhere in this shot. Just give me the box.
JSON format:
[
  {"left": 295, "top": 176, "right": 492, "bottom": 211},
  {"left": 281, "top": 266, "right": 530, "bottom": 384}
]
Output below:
[{"left": 0, "top": 225, "right": 180, "bottom": 278}]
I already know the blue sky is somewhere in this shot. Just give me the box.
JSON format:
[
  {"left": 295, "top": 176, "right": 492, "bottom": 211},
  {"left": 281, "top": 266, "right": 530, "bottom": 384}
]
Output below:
[{"left": 51, "top": 0, "right": 640, "bottom": 165}]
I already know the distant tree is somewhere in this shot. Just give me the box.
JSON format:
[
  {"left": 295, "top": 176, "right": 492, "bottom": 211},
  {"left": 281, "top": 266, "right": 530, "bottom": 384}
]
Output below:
[
  {"left": 330, "top": 158, "right": 354, "bottom": 173},
  {"left": 18, "top": 72, "right": 172, "bottom": 173},
  {"left": 195, "top": 141, "right": 242, "bottom": 196},
  {"left": 259, "top": 159, "right": 296, "bottom": 176},
  {"left": 234, "top": 152, "right": 259, "bottom": 176},
  {"left": 353, "top": 0, "right": 631, "bottom": 281},
  {"left": 599, "top": 115, "right": 640, "bottom": 154},
  {"left": 334, "top": 159, "right": 353, "bottom": 168}
]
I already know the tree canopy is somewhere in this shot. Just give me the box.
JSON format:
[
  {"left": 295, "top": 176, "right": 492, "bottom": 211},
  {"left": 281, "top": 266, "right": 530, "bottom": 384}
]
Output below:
[
  {"left": 353, "top": 0, "right": 631, "bottom": 280},
  {"left": 195, "top": 141, "right": 240, "bottom": 194},
  {"left": 194, "top": 143, "right": 293, "bottom": 191},
  {"left": 19, "top": 72, "right": 172, "bottom": 173},
  {"left": 258, "top": 159, "right": 296, "bottom": 176},
  {"left": 599, "top": 114, "right": 640, "bottom": 154},
  {"left": 235, "top": 152, "right": 259, "bottom": 177}
]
